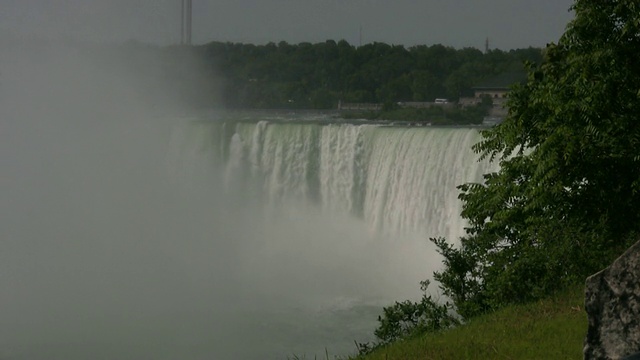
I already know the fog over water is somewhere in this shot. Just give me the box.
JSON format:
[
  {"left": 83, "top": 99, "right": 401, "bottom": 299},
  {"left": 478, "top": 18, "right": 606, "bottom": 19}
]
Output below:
[{"left": 0, "top": 40, "right": 490, "bottom": 359}]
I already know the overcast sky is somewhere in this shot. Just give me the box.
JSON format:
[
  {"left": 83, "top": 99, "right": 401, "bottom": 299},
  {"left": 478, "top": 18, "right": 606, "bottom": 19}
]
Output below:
[{"left": 1, "top": 0, "right": 575, "bottom": 49}]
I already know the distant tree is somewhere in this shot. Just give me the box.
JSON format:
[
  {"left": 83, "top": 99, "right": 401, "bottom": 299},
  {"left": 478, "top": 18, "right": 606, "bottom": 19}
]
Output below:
[
  {"left": 377, "top": 75, "right": 412, "bottom": 103},
  {"left": 189, "top": 40, "right": 542, "bottom": 110},
  {"left": 410, "top": 70, "right": 441, "bottom": 101}
]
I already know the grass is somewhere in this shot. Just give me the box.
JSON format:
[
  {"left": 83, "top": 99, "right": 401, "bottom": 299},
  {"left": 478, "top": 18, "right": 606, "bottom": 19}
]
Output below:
[{"left": 350, "top": 285, "right": 587, "bottom": 360}]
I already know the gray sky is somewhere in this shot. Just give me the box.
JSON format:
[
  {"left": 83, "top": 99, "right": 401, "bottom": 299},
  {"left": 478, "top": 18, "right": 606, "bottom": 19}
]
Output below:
[{"left": 2, "top": 0, "right": 575, "bottom": 49}]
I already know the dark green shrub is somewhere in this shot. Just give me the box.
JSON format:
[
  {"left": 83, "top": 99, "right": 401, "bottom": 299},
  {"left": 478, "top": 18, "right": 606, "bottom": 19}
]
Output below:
[{"left": 358, "top": 280, "right": 459, "bottom": 355}]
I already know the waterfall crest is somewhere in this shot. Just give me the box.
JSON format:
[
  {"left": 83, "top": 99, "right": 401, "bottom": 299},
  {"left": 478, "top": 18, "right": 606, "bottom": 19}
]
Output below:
[{"left": 171, "top": 120, "right": 494, "bottom": 241}]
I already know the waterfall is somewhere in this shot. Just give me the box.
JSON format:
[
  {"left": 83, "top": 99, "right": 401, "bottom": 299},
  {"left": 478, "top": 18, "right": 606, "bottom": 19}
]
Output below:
[{"left": 171, "top": 120, "right": 494, "bottom": 242}]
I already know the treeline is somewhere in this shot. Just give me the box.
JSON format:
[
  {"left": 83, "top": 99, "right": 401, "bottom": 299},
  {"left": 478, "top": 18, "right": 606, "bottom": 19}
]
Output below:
[
  {"left": 185, "top": 41, "right": 543, "bottom": 109},
  {"left": 62, "top": 39, "right": 542, "bottom": 111}
]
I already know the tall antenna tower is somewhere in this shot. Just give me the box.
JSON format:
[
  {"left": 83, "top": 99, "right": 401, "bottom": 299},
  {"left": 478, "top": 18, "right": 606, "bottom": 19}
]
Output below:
[
  {"left": 181, "top": 0, "right": 193, "bottom": 45},
  {"left": 485, "top": 37, "right": 489, "bottom": 53}
]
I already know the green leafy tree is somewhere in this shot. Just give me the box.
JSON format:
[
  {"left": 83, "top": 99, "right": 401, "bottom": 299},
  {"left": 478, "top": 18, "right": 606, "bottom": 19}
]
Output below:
[
  {"left": 434, "top": 0, "right": 640, "bottom": 319},
  {"left": 410, "top": 70, "right": 441, "bottom": 101},
  {"left": 189, "top": 40, "right": 542, "bottom": 109}
]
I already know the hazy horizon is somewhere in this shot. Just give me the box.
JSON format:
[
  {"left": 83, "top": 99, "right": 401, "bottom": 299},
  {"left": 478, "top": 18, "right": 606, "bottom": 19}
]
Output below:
[{"left": 2, "top": 0, "right": 575, "bottom": 50}]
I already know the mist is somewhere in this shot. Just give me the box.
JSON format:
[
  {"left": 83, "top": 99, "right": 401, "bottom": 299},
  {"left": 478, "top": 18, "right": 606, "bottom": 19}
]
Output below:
[{"left": 0, "top": 37, "right": 441, "bottom": 359}]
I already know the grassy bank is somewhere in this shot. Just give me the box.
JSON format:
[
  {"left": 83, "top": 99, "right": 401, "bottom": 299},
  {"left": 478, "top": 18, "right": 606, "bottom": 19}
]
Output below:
[{"left": 351, "top": 285, "right": 587, "bottom": 360}]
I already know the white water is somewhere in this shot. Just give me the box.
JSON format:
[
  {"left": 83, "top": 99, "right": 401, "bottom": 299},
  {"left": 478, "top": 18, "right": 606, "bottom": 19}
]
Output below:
[
  {"left": 0, "top": 43, "right": 494, "bottom": 359},
  {"left": 178, "top": 120, "right": 493, "bottom": 242}
]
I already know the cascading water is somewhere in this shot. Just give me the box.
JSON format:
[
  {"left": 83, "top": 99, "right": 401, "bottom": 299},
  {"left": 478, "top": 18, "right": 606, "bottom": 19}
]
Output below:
[{"left": 173, "top": 120, "right": 494, "bottom": 242}]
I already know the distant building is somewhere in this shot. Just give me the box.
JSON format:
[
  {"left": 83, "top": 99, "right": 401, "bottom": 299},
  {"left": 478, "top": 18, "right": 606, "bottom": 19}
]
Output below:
[
  {"left": 460, "top": 71, "right": 527, "bottom": 124},
  {"left": 473, "top": 86, "right": 509, "bottom": 100},
  {"left": 472, "top": 71, "right": 526, "bottom": 99}
]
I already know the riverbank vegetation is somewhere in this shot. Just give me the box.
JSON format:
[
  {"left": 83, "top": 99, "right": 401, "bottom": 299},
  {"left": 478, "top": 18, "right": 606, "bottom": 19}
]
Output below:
[
  {"left": 341, "top": 98, "right": 493, "bottom": 124},
  {"left": 193, "top": 42, "right": 539, "bottom": 110}
]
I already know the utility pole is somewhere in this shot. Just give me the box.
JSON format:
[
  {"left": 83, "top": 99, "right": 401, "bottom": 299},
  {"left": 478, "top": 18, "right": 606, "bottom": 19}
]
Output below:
[
  {"left": 187, "top": 0, "right": 192, "bottom": 45},
  {"left": 485, "top": 37, "right": 489, "bottom": 54},
  {"left": 181, "top": 0, "right": 185, "bottom": 44},
  {"left": 181, "top": 0, "right": 192, "bottom": 45}
]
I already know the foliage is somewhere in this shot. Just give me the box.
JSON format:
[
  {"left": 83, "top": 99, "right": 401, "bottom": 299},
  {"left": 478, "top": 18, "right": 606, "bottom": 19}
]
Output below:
[
  {"left": 356, "top": 280, "right": 459, "bottom": 356},
  {"left": 67, "top": 40, "right": 542, "bottom": 111},
  {"left": 434, "top": 0, "right": 640, "bottom": 319},
  {"left": 191, "top": 41, "right": 542, "bottom": 109}
]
